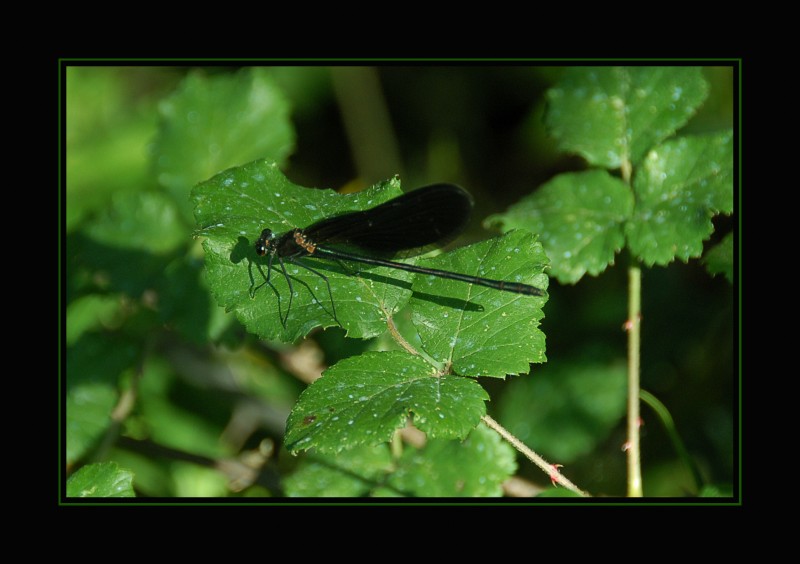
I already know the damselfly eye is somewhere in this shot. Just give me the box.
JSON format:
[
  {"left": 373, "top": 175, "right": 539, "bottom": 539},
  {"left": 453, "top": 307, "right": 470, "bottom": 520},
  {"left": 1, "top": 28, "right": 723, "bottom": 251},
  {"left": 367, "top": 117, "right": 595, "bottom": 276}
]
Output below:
[{"left": 255, "top": 229, "right": 274, "bottom": 256}]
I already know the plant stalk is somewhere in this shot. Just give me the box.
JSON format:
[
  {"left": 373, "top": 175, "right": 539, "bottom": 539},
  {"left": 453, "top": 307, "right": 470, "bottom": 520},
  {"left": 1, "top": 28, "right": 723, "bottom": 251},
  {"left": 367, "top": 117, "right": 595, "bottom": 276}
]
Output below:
[
  {"left": 482, "top": 414, "right": 589, "bottom": 497},
  {"left": 330, "top": 67, "right": 403, "bottom": 183},
  {"left": 626, "top": 266, "right": 643, "bottom": 497}
]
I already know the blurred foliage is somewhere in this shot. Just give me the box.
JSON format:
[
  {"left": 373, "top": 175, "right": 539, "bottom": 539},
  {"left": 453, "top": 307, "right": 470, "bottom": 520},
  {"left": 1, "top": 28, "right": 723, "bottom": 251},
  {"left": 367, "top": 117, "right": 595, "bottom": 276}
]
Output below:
[
  {"left": 66, "top": 461, "right": 135, "bottom": 497},
  {"left": 63, "top": 64, "right": 736, "bottom": 501}
]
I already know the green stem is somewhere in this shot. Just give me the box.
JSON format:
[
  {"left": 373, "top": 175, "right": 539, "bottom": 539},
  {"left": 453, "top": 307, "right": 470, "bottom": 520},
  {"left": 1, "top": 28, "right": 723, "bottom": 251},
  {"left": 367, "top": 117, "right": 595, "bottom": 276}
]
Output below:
[
  {"left": 640, "top": 389, "right": 704, "bottom": 493},
  {"left": 330, "top": 67, "right": 403, "bottom": 183},
  {"left": 385, "top": 314, "right": 418, "bottom": 356},
  {"left": 626, "top": 266, "right": 643, "bottom": 497},
  {"left": 390, "top": 429, "right": 403, "bottom": 460}
]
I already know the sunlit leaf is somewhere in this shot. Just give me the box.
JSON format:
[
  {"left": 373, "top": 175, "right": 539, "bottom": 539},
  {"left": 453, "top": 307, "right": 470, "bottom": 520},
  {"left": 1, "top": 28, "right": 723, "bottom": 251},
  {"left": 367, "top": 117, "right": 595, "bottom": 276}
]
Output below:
[
  {"left": 193, "top": 161, "right": 549, "bottom": 351},
  {"left": 284, "top": 351, "right": 488, "bottom": 454},
  {"left": 192, "top": 161, "right": 412, "bottom": 341},
  {"left": 486, "top": 170, "right": 632, "bottom": 284},
  {"left": 546, "top": 66, "right": 708, "bottom": 168},
  {"left": 626, "top": 131, "right": 733, "bottom": 265},
  {"left": 66, "top": 462, "right": 136, "bottom": 498},
  {"left": 411, "top": 230, "right": 548, "bottom": 376}
]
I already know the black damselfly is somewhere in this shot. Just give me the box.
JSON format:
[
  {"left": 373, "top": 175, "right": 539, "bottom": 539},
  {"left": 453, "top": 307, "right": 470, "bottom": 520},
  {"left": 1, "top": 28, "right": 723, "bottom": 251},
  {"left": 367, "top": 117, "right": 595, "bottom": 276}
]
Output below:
[{"left": 254, "top": 183, "right": 546, "bottom": 326}]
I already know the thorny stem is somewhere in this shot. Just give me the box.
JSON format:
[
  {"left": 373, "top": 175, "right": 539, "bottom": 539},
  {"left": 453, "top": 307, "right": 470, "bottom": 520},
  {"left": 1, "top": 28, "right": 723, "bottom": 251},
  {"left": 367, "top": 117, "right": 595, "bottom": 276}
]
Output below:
[
  {"left": 385, "top": 313, "right": 588, "bottom": 496},
  {"left": 626, "top": 266, "right": 643, "bottom": 497},
  {"left": 621, "top": 152, "right": 643, "bottom": 498},
  {"left": 482, "top": 414, "right": 589, "bottom": 497}
]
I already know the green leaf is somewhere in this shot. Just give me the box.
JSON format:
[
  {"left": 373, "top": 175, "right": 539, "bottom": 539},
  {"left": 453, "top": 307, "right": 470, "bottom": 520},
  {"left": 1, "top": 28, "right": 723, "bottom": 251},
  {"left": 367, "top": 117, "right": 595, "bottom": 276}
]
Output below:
[
  {"left": 283, "top": 444, "right": 395, "bottom": 497},
  {"left": 73, "top": 191, "right": 186, "bottom": 300},
  {"left": 66, "top": 295, "right": 124, "bottom": 346},
  {"left": 411, "top": 230, "right": 548, "bottom": 376},
  {"left": 133, "top": 357, "right": 229, "bottom": 459},
  {"left": 534, "top": 488, "right": 582, "bottom": 498},
  {"left": 66, "top": 462, "right": 136, "bottom": 498},
  {"left": 626, "top": 131, "right": 733, "bottom": 265},
  {"left": 698, "top": 484, "right": 734, "bottom": 497},
  {"left": 498, "top": 360, "right": 627, "bottom": 462},
  {"left": 485, "top": 170, "right": 632, "bottom": 284},
  {"left": 193, "top": 162, "right": 549, "bottom": 346},
  {"left": 284, "top": 425, "right": 515, "bottom": 497},
  {"left": 84, "top": 191, "right": 186, "bottom": 255},
  {"left": 68, "top": 234, "right": 163, "bottom": 301},
  {"left": 66, "top": 383, "right": 118, "bottom": 465},
  {"left": 66, "top": 333, "right": 139, "bottom": 464},
  {"left": 703, "top": 232, "right": 734, "bottom": 283},
  {"left": 284, "top": 351, "right": 489, "bottom": 454},
  {"left": 170, "top": 464, "right": 230, "bottom": 497},
  {"left": 192, "top": 161, "right": 413, "bottom": 341},
  {"left": 388, "top": 425, "right": 516, "bottom": 497},
  {"left": 66, "top": 68, "right": 157, "bottom": 232},
  {"left": 157, "top": 255, "right": 217, "bottom": 344},
  {"left": 545, "top": 67, "right": 709, "bottom": 168},
  {"left": 154, "top": 68, "right": 294, "bottom": 220}
]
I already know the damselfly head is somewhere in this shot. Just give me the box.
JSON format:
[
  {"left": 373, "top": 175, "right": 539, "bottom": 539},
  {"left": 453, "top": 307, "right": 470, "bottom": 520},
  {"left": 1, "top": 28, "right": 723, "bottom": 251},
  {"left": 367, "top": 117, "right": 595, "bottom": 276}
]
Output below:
[{"left": 255, "top": 228, "right": 275, "bottom": 256}]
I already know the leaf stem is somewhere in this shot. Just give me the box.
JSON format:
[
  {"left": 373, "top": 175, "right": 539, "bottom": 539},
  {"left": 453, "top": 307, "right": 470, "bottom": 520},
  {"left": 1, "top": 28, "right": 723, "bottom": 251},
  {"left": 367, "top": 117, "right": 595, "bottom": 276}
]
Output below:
[
  {"left": 390, "top": 429, "right": 404, "bottom": 459},
  {"left": 640, "top": 389, "right": 704, "bottom": 493},
  {"left": 626, "top": 266, "right": 643, "bottom": 496},
  {"left": 481, "top": 414, "right": 589, "bottom": 497},
  {"left": 385, "top": 315, "right": 419, "bottom": 356}
]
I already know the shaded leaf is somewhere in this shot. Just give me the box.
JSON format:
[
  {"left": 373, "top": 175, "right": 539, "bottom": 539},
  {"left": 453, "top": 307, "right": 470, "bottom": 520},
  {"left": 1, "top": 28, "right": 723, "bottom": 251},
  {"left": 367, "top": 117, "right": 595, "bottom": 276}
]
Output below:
[
  {"left": 499, "top": 360, "right": 627, "bottom": 462},
  {"left": 699, "top": 484, "right": 734, "bottom": 497},
  {"left": 66, "top": 295, "right": 124, "bottom": 346},
  {"left": 285, "top": 351, "right": 488, "bottom": 454},
  {"left": 285, "top": 426, "right": 515, "bottom": 497},
  {"left": 72, "top": 191, "right": 185, "bottom": 300},
  {"left": 68, "top": 231, "right": 173, "bottom": 300},
  {"left": 157, "top": 255, "right": 217, "bottom": 344},
  {"left": 388, "top": 425, "right": 516, "bottom": 497},
  {"left": 66, "top": 333, "right": 138, "bottom": 464},
  {"left": 534, "top": 488, "right": 582, "bottom": 498},
  {"left": 134, "top": 358, "right": 229, "bottom": 459},
  {"left": 283, "top": 444, "right": 395, "bottom": 497},
  {"left": 703, "top": 232, "right": 734, "bottom": 283}
]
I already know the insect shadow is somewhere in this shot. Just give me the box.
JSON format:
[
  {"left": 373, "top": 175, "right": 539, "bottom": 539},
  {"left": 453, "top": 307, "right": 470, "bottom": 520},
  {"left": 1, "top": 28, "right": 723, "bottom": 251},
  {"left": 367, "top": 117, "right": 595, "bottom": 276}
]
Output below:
[{"left": 231, "top": 236, "right": 483, "bottom": 327}]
